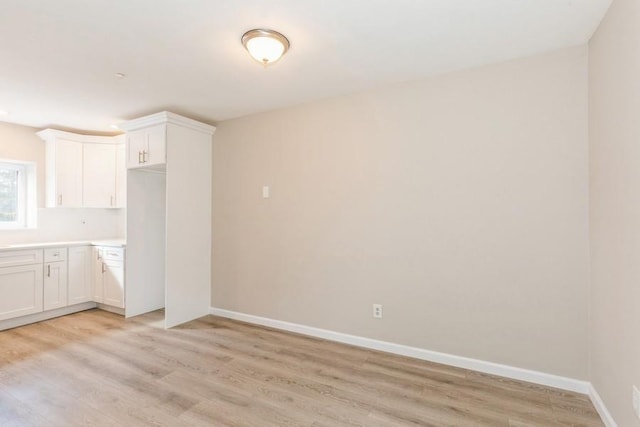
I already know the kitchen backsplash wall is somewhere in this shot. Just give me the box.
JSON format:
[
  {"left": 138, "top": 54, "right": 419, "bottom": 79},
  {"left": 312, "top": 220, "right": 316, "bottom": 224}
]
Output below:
[{"left": 0, "top": 208, "right": 125, "bottom": 244}]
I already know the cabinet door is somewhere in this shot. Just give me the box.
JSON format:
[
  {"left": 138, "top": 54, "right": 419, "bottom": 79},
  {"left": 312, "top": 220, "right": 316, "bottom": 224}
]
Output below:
[
  {"left": 115, "top": 144, "right": 126, "bottom": 207},
  {"left": 0, "top": 264, "right": 44, "bottom": 320},
  {"left": 126, "top": 130, "right": 147, "bottom": 168},
  {"left": 144, "top": 124, "right": 166, "bottom": 167},
  {"left": 44, "top": 261, "right": 67, "bottom": 311},
  {"left": 83, "top": 144, "right": 117, "bottom": 208},
  {"left": 103, "top": 260, "right": 124, "bottom": 308},
  {"left": 92, "top": 247, "right": 104, "bottom": 303},
  {"left": 126, "top": 125, "right": 166, "bottom": 169},
  {"left": 55, "top": 139, "right": 83, "bottom": 207},
  {"left": 68, "top": 246, "right": 92, "bottom": 305}
]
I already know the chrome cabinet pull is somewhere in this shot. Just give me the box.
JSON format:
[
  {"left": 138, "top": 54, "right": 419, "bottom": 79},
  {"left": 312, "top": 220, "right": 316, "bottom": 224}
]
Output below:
[
  {"left": 58, "top": 194, "right": 62, "bottom": 205},
  {"left": 110, "top": 195, "right": 114, "bottom": 206},
  {"left": 102, "top": 262, "right": 106, "bottom": 273},
  {"left": 47, "top": 264, "right": 50, "bottom": 277},
  {"left": 138, "top": 150, "right": 143, "bottom": 164}
]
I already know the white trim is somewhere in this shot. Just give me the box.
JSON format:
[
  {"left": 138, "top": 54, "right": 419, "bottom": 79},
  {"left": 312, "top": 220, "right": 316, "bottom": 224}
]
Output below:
[
  {"left": 588, "top": 383, "right": 618, "bottom": 427},
  {"left": 0, "top": 302, "right": 96, "bottom": 331},
  {"left": 210, "top": 307, "right": 589, "bottom": 394}
]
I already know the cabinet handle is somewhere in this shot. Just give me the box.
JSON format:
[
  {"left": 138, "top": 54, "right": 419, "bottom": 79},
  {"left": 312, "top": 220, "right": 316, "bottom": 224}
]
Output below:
[
  {"left": 138, "top": 150, "right": 143, "bottom": 164},
  {"left": 47, "top": 264, "right": 51, "bottom": 277},
  {"left": 142, "top": 150, "right": 148, "bottom": 163},
  {"left": 110, "top": 195, "right": 114, "bottom": 206},
  {"left": 58, "top": 194, "right": 62, "bottom": 205},
  {"left": 102, "top": 262, "right": 106, "bottom": 273}
]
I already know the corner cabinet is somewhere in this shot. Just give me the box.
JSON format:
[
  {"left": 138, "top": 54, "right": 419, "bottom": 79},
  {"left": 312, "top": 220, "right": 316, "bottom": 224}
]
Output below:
[
  {"left": 68, "top": 246, "right": 93, "bottom": 305},
  {"left": 37, "top": 129, "right": 126, "bottom": 208}
]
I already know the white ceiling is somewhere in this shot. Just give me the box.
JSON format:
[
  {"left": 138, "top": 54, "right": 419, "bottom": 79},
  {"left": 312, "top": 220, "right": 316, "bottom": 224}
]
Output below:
[{"left": 0, "top": 0, "right": 611, "bottom": 133}]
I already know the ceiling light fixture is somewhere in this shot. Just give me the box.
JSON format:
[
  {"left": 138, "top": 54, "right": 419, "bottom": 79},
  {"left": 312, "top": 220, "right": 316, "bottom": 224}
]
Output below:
[
  {"left": 241, "top": 29, "right": 290, "bottom": 67},
  {"left": 0, "top": 110, "right": 7, "bottom": 116}
]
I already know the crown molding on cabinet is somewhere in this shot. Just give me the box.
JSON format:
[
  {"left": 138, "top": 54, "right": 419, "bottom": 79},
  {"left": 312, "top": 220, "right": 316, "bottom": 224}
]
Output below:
[
  {"left": 36, "top": 129, "right": 123, "bottom": 144},
  {"left": 118, "top": 111, "right": 216, "bottom": 135}
]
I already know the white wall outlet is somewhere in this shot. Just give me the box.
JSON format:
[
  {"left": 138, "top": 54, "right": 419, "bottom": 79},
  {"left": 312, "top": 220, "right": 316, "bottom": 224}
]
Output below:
[
  {"left": 373, "top": 304, "right": 383, "bottom": 319},
  {"left": 633, "top": 385, "right": 640, "bottom": 419},
  {"left": 262, "top": 186, "right": 270, "bottom": 198}
]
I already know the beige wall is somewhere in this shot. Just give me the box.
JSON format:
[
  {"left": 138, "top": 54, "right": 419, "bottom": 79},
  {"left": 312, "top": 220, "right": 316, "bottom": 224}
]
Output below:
[
  {"left": 212, "top": 45, "right": 590, "bottom": 378},
  {"left": 0, "top": 121, "right": 46, "bottom": 207},
  {"left": 589, "top": 0, "right": 640, "bottom": 424},
  {"left": 0, "top": 121, "right": 125, "bottom": 243}
]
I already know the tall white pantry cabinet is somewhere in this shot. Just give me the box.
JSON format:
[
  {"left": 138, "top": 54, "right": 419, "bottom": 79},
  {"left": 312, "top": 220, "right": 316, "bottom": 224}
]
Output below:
[{"left": 120, "top": 112, "right": 215, "bottom": 328}]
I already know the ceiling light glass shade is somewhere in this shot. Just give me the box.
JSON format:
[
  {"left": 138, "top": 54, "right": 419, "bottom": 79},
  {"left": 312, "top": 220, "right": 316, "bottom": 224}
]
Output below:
[{"left": 242, "top": 29, "right": 290, "bottom": 66}]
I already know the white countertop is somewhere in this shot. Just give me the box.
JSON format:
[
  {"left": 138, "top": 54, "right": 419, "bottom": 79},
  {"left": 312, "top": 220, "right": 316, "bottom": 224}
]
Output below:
[{"left": 0, "top": 238, "right": 126, "bottom": 251}]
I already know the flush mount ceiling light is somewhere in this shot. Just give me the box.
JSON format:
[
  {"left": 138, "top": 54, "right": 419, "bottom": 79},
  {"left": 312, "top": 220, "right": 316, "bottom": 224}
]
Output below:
[{"left": 242, "top": 29, "right": 290, "bottom": 67}]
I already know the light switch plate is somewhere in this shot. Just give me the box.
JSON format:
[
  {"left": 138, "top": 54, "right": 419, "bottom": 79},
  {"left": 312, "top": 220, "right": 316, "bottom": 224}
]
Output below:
[{"left": 262, "top": 186, "right": 270, "bottom": 198}]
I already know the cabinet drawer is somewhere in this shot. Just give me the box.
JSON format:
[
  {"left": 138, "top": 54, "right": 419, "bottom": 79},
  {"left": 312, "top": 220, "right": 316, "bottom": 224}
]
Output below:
[
  {"left": 0, "top": 249, "right": 43, "bottom": 268},
  {"left": 101, "top": 247, "right": 124, "bottom": 261},
  {"left": 44, "top": 248, "right": 67, "bottom": 263}
]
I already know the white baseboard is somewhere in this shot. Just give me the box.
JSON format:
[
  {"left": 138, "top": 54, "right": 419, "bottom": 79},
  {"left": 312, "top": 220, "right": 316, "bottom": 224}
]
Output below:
[
  {"left": 0, "top": 302, "right": 97, "bottom": 331},
  {"left": 209, "top": 307, "right": 589, "bottom": 394},
  {"left": 589, "top": 383, "right": 618, "bottom": 427}
]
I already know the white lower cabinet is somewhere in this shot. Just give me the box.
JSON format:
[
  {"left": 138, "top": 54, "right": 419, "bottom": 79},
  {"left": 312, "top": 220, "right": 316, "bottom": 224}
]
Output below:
[
  {"left": 0, "top": 244, "right": 125, "bottom": 326},
  {"left": 94, "top": 246, "right": 125, "bottom": 309},
  {"left": 68, "top": 246, "right": 92, "bottom": 304},
  {"left": 44, "top": 261, "right": 67, "bottom": 310},
  {"left": 43, "top": 248, "right": 68, "bottom": 311},
  {"left": 103, "top": 259, "right": 125, "bottom": 308},
  {"left": 0, "top": 263, "right": 44, "bottom": 320}
]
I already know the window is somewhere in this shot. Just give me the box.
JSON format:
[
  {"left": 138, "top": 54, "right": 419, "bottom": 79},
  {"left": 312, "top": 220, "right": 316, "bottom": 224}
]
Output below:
[{"left": 0, "top": 160, "right": 36, "bottom": 229}]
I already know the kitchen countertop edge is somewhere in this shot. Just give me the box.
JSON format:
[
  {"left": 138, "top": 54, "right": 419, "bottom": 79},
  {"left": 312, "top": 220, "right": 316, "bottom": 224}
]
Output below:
[{"left": 0, "top": 239, "right": 127, "bottom": 251}]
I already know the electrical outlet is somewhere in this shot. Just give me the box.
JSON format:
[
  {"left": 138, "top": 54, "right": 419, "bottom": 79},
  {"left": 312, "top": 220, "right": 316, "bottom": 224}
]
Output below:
[
  {"left": 633, "top": 385, "right": 640, "bottom": 419},
  {"left": 373, "top": 304, "right": 383, "bottom": 319}
]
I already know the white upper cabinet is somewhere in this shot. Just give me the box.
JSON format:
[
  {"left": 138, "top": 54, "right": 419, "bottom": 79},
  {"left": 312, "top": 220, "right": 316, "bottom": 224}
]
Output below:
[
  {"left": 83, "top": 143, "right": 117, "bottom": 208},
  {"left": 49, "top": 138, "right": 83, "bottom": 207},
  {"left": 126, "top": 123, "right": 166, "bottom": 169},
  {"left": 37, "top": 129, "right": 126, "bottom": 208}
]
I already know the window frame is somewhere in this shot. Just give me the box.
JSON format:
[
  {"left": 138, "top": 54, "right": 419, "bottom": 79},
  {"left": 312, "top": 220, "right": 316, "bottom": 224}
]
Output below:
[{"left": 0, "top": 159, "right": 37, "bottom": 230}]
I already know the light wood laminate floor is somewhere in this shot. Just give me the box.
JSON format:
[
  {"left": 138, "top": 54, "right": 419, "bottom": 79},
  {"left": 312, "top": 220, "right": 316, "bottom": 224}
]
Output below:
[{"left": 0, "top": 309, "right": 603, "bottom": 426}]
